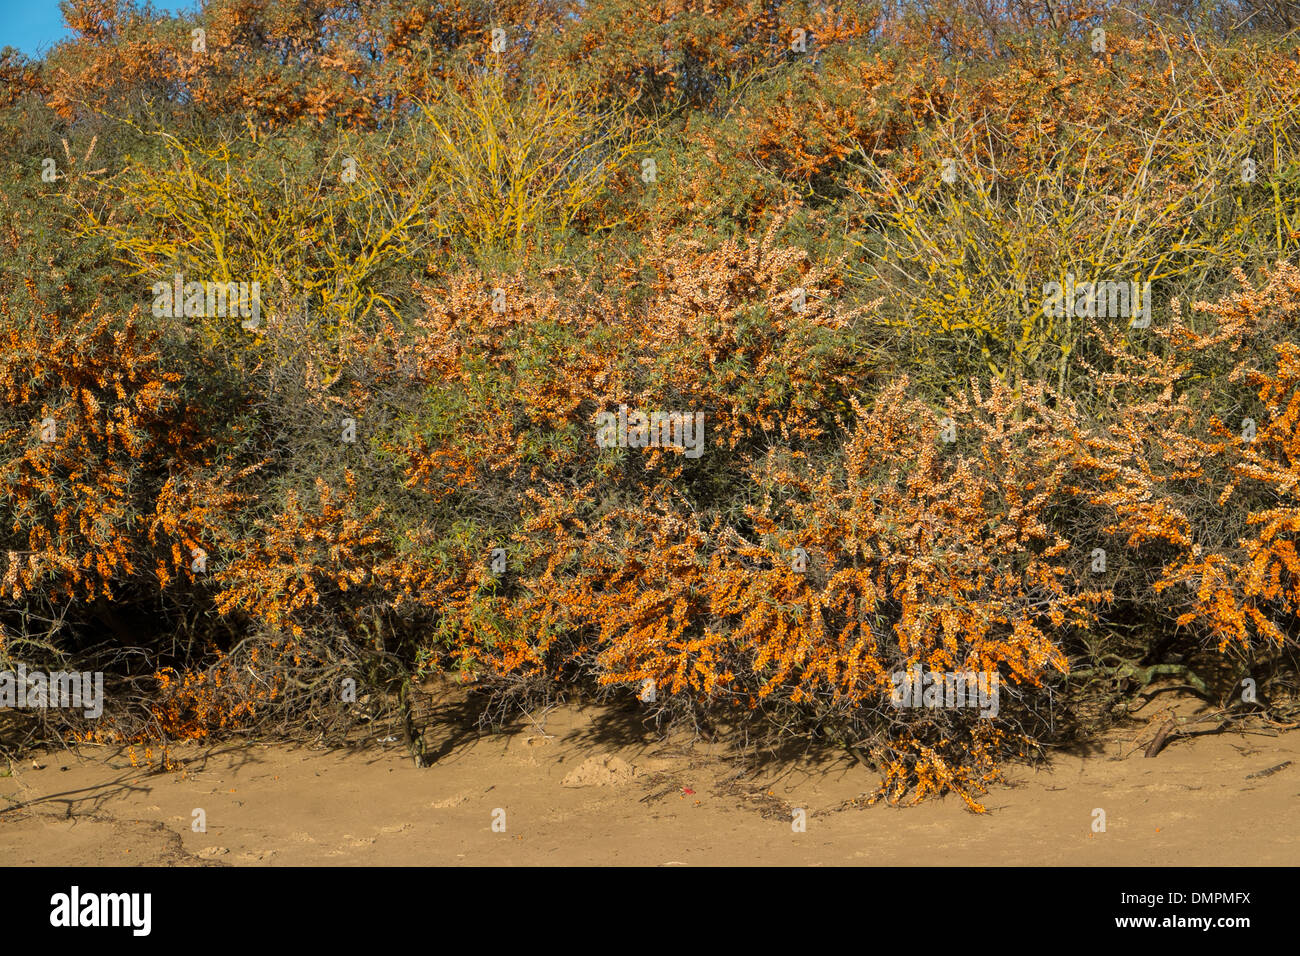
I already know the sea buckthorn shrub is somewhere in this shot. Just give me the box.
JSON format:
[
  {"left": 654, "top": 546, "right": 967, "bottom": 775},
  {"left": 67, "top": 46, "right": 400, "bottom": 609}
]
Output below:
[
  {"left": 6, "top": 0, "right": 1300, "bottom": 803},
  {"left": 661, "top": 27, "right": 1300, "bottom": 393},
  {"left": 0, "top": 279, "right": 240, "bottom": 620},
  {"left": 1068, "top": 264, "right": 1300, "bottom": 682},
  {"left": 375, "top": 209, "right": 878, "bottom": 509},
  {"left": 235, "top": 218, "right": 884, "bottom": 668},
  {"left": 41, "top": 0, "right": 567, "bottom": 129},
  {"left": 427, "top": 377, "right": 1108, "bottom": 809},
  {"left": 534, "top": 0, "right": 879, "bottom": 111},
  {"left": 0, "top": 275, "right": 263, "bottom": 748},
  {"left": 632, "top": 213, "right": 881, "bottom": 449},
  {"left": 375, "top": 266, "right": 1300, "bottom": 809}
]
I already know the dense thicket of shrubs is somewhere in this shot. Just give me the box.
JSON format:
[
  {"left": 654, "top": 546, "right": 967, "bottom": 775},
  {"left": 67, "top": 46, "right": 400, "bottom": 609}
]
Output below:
[{"left": 3, "top": 0, "right": 1300, "bottom": 807}]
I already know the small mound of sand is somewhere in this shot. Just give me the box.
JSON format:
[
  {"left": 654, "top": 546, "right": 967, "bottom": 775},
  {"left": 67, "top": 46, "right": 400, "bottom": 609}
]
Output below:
[
  {"left": 430, "top": 792, "right": 469, "bottom": 808},
  {"left": 561, "top": 754, "right": 639, "bottom": 787}
]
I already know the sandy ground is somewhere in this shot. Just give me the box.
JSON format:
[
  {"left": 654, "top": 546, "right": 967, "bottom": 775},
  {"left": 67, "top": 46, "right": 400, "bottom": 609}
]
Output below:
[{"left": 2, "top": 689, "right": 1298, "bottom": 866}]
